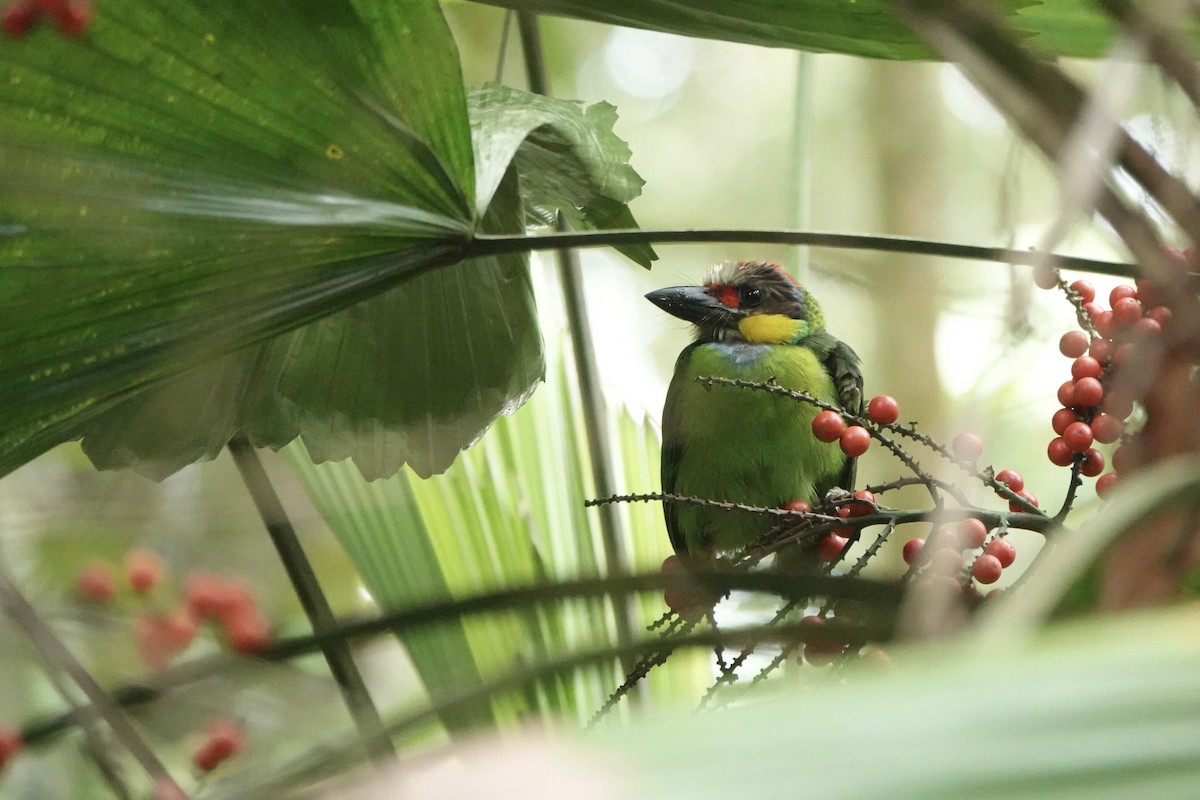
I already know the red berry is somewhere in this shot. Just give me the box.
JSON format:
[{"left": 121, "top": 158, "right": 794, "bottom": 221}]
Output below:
[
  {"left": 1062, "top": 421, "right": 1094, "bottom": 453},
  {"left": 1108, "top": 284, "right": 1137, "bottom": 306},
  {"left": 0, "top": 726, "right": 22, "bottom": 770},
  {"left": 1112, "top": 442, "right": 1138, "bottom": 473},
  {"left": 1146, "top": 305, "right": 1172, "bottom": 327},
  {"left": 1102, "top": 390, "right": 1134, "bottom": 420},
  {"left": 867, "top": 394, "right": 900, "bottom": 425},
  {"left": 1091, "top": 413, "right": 1123, "bottom": 444},
  {"left": 816, "top": 533, "right": 848, "bottom": 561},
  {"left": 223, "top": 606, "right": 271, "bottom": 654},
  {"left": 902, "top": 538, "right": 925, "bottom": 565},
  {"left": 846, "top": 489, "right": 876, "bottom": 517},
  {"left": 134, "top": 610, "right": 198, "bottom": 671},
  {"left": 184, "top": 572, "right": 254, "bottom": 620},
  {"left": 957, "top": 518, "right": 988, "bottom": 550},
  {"left": 1132, "top": 316, "right": 1161, "bottom": 338},
  {"left": 1132, "top": 316, "right": 1162, "bottom": 338},
  {"left": 1096, "top": 472, "right": 1119, "bottom": 497},
  {"left": 1071, "top": 356, "right": 1102, "bottom": 380},
  {"left": 1051, "top": 408, "right": 1078, "bottom": 436},
  {"left": 1111, "top": 296, "right": 1143, "bottom": 327},
  {"left": 125, "top": 549, "right": 164, "bottom": 595},
  {"left": 1057, "top": 380, "right": 1076, "bottom": 407},
  {"left": 839, "top": 426, "right": 871, "bottom": 457},
  {"left": 54, "top": 0, "right": 91, "bottom": 36},
  {"left": 192, "top": 717, "right": 244, "bottom": 772},
  {"left": 1, "top": 1, "right": 38, "bottom": 37},
  {"left": 76, "top": 563, "right": 116, "bottom": 603},
  {"left": 1093, "top": 310, "right": 1115, "bottom": 338},
  {"left": 952, "top": 432, "right": 983, "bottom": 461},
  {"left": 1080, "top": 448, "right": 1105, "bottom": 477},
  {"left": 1059, "top": 331, "right": 1089, "bottom": 358},
  {"left": 1073, "top": 377, "right": 1104, "bottom": 408},
  {"left": 985, "top": 537, "right": 1017, "bottom": 567},
  {"left": 812, "top": 410, "right": 846, "bottom": 443},
  {"left": 801, "top": 615, "right": 843, "bottom": 666},
  {"left": 1069, "top": 279, "right": 1096, "bottom": 304},
  {"left": 783, "top": 499, "right": 812, "bottom": 515},
  {"left": 995, "top": 468, "right": 1024, "bottom": 492},
  {"left": 1047, "top": 437, "right": 1074, "bottom": 467},
  {"left": 971, "top": 554, "right": 1003, "bottom": 584},
  {"left": 1136, "top": 278, "right": 1162, "bottom": 306},
  {"left": 1009, "top": 490, "right": 1038, "bottom": 513},
  {"left": 1089, "top": 337, "right": 1112, "bottom": 361},
  {"left": 1112, "top": 342, "right": 1135, "bottom": 367}
]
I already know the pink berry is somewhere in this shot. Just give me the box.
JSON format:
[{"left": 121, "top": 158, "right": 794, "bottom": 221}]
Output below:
[
  {"left": 957, "top": 518, "right": 988, "bottom": 550},
  {"left": 76, "top": 563, "right": 116, "bottom": 603},
  {"left": 952, "top": 432, "right": 983, "bottom": 461},
  {"left": 1096, "top": 472, "right": 1119, "bottom": 497},
  {"left": 1091, "top": 413, "right": 1123, "bottom": 444}
]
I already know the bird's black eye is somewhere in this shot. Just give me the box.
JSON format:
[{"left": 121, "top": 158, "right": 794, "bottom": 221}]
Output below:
[{"left": 740, "top": 286, "right": 764, "bottom": 308}]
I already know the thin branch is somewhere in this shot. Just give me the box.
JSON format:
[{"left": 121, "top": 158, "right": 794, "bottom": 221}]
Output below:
[
  {"left": 227, "top": 435, "right": 393, "bottom": 763},
  {"left": 516, "top": 10, "right": 640, "bottom": 670},
  {"left": 467, "top": 229, "right": 1137, "bottom": 275}
]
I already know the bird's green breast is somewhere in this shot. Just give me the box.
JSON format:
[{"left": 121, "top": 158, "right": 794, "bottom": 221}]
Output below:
[{"left": 664, "top": 341, "right": 846, "bottom": 554}]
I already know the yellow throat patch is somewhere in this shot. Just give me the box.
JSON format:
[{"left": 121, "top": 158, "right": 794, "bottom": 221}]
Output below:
[{"left": 738, "top": 313, "right": 803, "bottom": 344}]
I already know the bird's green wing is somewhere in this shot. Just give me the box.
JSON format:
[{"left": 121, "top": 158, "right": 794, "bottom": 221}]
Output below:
[
  {"left": 807, "top": 331, "right": 864, "bottom": 492},
  {"left": 660, "top": 341, "right": 703, "bottom": 558}
]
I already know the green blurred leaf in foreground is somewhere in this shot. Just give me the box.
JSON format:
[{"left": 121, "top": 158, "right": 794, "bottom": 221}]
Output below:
[{"left": 322, "top": 603, "right": 1200, "bottom": 799}]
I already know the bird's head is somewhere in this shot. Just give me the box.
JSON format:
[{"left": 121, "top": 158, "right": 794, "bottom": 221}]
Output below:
[{"left": 646, "top": 260, "right": 824, "bottom": 345}]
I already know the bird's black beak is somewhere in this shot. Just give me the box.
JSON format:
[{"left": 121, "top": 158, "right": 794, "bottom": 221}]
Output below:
[{"left": 646, "top": 285, "right": 738, "bottom": 327}]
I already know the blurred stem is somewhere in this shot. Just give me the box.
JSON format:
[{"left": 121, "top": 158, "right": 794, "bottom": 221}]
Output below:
[
  {"left": 21, "top": 570, "right": 901, "bottom": 747},
  {"left": 0, "top": 567, "right": 186, "bottom": 798},
  {"left": 787, "top": 51, "right": 814, "bottom": 281},
  {"left": 516, "top": 11, "right": 640, "bottom": 670},
  {"left": 226, "top": 435, "right": 393, "bottom": 763},
  {"left": 466, "top": 229, "right": 1136, "bottom": 276}
]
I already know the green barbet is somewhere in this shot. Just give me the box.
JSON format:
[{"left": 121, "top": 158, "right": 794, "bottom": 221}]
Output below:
[{"left": 647, "top": 260, "right": 863, "bottom": 562}]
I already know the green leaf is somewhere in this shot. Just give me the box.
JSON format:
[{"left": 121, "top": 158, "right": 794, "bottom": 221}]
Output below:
[
  {"left": 0, "top": 0, "right": 476, "bottom": 478},
  {"left": 284, "top": 320, "right": 702, "bottom": 729},
  {"left": 471, "top": 83, "right": 657, "bottom": 267},
  {"left": 472, "top": 0, "right": 1178, "bottom": 60}
]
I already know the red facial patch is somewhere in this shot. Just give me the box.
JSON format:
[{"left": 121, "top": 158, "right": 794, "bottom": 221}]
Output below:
[{"left": 710, "top": 284, "right": 739, "bottom": 308}]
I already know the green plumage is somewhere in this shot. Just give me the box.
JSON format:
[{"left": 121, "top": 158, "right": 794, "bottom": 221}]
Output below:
[{"left": 648, "top": 260, "right": 863, "bottom": 561}]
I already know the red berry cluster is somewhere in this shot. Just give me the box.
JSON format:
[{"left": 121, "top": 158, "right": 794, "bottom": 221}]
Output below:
[
  {"left": 74, "top": 550, "right": 271, "bottom": 671},
  {"left": 1, "top": 0, "right": 91, "bottom": 37},
  {"left": 811, "top": 393, "right": 900, "bottom": 458},
  {"left": 902, "top": 518, "right": 1017, "bottom": 587},
  {"left": 1040, "top": 261, "right": 1178, "bottom": 497}
]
